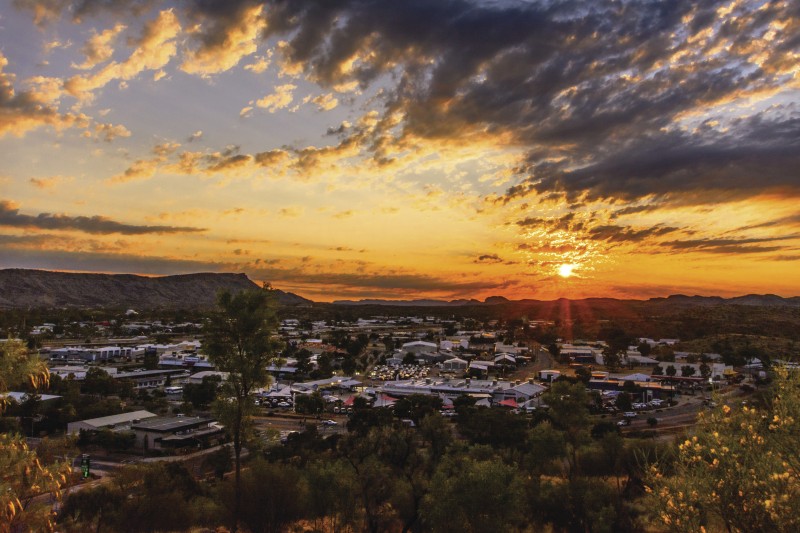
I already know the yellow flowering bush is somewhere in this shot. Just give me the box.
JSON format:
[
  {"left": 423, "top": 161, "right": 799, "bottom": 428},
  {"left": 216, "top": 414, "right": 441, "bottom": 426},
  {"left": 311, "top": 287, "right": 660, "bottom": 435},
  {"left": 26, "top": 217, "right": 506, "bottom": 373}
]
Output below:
[{"left": 646, "top": 369, "right": 800, "bottom": 532}]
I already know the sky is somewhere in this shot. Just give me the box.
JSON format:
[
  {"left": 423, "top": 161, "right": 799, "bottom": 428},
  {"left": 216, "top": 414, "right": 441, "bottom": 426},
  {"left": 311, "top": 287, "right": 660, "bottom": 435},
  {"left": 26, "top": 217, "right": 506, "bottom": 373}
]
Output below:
[{"left": 0, "top": 0, "right": 798, "bottom": 302}]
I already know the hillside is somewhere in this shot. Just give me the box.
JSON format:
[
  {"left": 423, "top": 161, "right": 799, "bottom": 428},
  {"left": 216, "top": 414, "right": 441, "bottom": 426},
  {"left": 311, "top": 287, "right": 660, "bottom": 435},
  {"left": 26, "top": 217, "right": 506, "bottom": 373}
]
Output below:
[{"left": 0, "top": 269, "right": 311, "bottom": 309}]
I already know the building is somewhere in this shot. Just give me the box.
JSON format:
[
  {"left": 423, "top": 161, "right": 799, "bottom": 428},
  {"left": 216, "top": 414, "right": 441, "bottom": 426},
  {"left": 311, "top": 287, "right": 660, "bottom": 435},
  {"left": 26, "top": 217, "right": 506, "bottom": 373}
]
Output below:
[
  {"left": 49, "top": 346, "right": 134, "bottom": 362},
  {"left": 442, "top": 357, "right": 468, "bottom": 372},
  {"left": 67, "top": 410, "right": 157, "bottom": 435},
  {"left": 187, "top": 371, "right": 229, "bottom": 384},
  {"left": 380, "top": 377, "right": 546, "bottom": 404},
  {"left": 131, "top": 416, "right": 224, "bottom": 451},
  {"left": 400, "top": 341, "right": 438, "bottom": 355},
  {"left": 113, "top": 369, "right": 187, "bottom": 389}
]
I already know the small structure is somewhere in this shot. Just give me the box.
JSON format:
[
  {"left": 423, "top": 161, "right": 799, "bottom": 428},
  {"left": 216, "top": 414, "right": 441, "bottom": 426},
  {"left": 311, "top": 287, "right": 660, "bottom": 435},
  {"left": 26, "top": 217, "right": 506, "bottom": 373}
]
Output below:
[
  {"left": 539, "top": 369, "right": 561, "bottom": 382},
  {"left": 67, "top": 410, "right": 157, "bottom": 435},
  {"left": 131, "top": 416, "right": 223, "bottom": 451},
  {"left": 442, "top": 357, "right": 468, "bottom": 372}
]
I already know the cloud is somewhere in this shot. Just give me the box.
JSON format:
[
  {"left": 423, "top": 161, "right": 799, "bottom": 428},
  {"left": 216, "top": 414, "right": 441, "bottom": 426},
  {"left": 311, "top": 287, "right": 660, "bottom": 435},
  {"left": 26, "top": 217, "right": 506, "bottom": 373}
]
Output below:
[
  {"left": 278, "top": 206, "right": 303, "bottom": 218},
  {"left": 244, "top": 52, "right": 272, "bottom": 74},
  {"left": 187, "top": 130, "right": 203, "bottom": 142},
  {"left": 587, "top": 224, "right": 681, "bottom": 244},
  {"left": 474, "top": 254, "right": 504, "bottom": 264},
  {"left": 86, "top": 122, "right": 131, "bottom": 142},
  {"left": 661, "top": 235, "right": 798, "bottom": 254},
  {"left": 254, "top": 83, "right": 296, "bottom": 113},
  {"left": 180, "top": 3, "right": 266, "bottom": 77},
  {"left": 250, "top": 0, "right": 799, "bottom": 209},
  {"left": 0, "top": 200, "right": 206, "bottom": 234},
  {"left": 72, "top": 23, "right": 126, "bottom": 70},
  {"left": 64, "top": 9, "right": 181, "bottom": 101},
  {"left": 0, "top": 52, "right": 89, "bottom": 137},
  {"left": 311, "top": 93, "right": 338, "bottom": 111},
  {"left": 29, "top": 175, "right": 73, "bottom": 190}
]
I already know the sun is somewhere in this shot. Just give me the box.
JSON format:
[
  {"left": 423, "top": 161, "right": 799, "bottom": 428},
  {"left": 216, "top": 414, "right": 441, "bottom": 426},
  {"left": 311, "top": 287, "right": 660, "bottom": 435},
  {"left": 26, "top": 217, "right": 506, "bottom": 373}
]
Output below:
[{"left": 558, "top": 263, "right": 576, "bottom": 278}]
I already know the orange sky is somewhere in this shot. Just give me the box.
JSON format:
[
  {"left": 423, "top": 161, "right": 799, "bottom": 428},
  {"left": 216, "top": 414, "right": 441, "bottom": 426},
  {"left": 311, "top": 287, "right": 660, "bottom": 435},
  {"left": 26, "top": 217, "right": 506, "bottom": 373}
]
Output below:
[{"left": 1, "top": 0, "right": 799, "bottom": 301}]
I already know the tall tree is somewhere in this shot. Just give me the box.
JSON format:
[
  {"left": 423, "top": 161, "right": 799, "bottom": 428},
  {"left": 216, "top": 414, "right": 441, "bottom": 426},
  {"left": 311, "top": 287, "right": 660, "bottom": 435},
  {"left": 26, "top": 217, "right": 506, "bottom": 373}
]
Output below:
[{"left": 205, "top": 287, "right": 282, "bottom": 531}]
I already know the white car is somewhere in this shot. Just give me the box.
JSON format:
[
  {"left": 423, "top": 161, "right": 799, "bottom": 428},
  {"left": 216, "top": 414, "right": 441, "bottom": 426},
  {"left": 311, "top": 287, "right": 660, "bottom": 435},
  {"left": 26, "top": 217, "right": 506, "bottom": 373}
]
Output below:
[{"left": 321, "top": 419, "right": 338, "bottom": 426}]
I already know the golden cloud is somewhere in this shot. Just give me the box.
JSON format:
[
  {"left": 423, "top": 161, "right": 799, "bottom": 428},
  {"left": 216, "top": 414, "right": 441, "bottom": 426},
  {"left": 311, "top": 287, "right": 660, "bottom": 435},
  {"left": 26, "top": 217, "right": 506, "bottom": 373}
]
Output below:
[
  {"left": 180, "top": 4, "right": 266, "bottom": 77},
  {"left": 64, "top": 9, "right": 181, "bottom": 102}
]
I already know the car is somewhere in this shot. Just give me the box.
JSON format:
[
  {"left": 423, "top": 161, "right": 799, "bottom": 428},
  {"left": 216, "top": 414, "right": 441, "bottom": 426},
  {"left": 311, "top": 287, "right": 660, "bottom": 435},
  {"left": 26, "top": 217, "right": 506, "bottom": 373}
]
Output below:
[
  {"left": 277, "top": 401, "right": 291, "bottom": 408},
  {"left": 623, "top": 411, "right": 637, "bottom": 418},
  {"left": 321, "top": 419, "right": 338, "bottom": 426},
  {"left": 617, "top": 419, "right": 631, "bottom": 426}
]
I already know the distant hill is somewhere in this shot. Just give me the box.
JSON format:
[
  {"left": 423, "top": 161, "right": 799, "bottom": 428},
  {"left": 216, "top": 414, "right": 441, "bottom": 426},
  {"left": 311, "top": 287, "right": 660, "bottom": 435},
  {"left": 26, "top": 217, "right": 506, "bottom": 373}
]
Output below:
[
  {"left": 0, "top": 269, "right": 311, "bottom": 309},
  {"left": 331, "top": 293, "right": 800, "bottom": 308},
  {"left": 332, "top": 296, "right": 508, "bottom": 306},
  {"left": 647, "top": 294, "right": 800, "bottom": 307}
]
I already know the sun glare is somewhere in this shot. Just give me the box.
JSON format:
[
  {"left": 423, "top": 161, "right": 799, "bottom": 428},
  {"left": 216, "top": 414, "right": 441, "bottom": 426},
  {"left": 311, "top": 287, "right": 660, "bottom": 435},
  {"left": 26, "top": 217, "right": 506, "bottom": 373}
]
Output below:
[{"left": 558, "top": 263, "right": 576, "bottom": 278}]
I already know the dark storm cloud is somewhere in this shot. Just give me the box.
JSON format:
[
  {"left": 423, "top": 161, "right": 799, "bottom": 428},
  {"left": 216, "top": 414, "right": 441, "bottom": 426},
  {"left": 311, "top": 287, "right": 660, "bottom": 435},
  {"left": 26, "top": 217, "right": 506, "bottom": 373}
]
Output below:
[
  {"left": 0, "top": 201, "right": 206, "bottom": 235},
  {"left": 20, "top": 0, "right": 796, "bottom": 205},
  {"left": 226, "top": 0, "right": 800, "bottom": 204}
]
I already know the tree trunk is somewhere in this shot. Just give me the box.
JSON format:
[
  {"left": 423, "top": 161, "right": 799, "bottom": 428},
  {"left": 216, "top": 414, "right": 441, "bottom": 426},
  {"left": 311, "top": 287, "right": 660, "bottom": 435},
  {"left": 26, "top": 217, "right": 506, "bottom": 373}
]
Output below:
[{"left": 232, "top": 406, "right": 242, "bottom": 533}]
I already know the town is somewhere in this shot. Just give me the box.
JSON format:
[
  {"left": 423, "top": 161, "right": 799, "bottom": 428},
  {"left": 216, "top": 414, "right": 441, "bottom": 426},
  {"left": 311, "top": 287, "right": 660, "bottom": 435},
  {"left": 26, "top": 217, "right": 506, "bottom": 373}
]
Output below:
[{"left": 3, "top": 291, "right": 797, "bottom": 532}]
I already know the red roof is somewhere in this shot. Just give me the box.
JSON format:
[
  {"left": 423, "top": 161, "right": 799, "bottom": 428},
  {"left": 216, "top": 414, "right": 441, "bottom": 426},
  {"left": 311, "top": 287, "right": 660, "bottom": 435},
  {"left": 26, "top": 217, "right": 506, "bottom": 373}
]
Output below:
[{"left": 498, "top": 398, "right": 518, "bottom": 408}]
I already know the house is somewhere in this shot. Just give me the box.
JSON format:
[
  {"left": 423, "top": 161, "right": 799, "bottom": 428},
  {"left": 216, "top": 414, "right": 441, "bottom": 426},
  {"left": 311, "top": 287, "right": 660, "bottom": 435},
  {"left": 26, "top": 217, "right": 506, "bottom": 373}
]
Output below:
[
  {"left": 468, "top": 360, "right": 494, "bottom": 376},
  {"left": 401, "top": 341, "right": 438, "bottom": 355},
  {"left": 493, "top": 353, "right": 517, "bottom": 367},
  {"left": 131, "top": 416, "right": 224, "bottom": 451},
  {"left": 624, "top": 354, "right": 660, "bottom": 367},
  {"left": 67, "top": 410, "right": 157, "bottom": 435},
  {"left": 539, "top": 369, "right": 561, "bottom": 382},
  {"left": 113, "top": 369, "right": 187, "bottom": 389},
  {"left": 442, "top": 357, "right": 468, "bottom": 372},
  {"left": 494, "top": 343, "right": 529, "bottom": 356},
  {"left": 187, "top": 371, "right": 229, "bottom": 385}
]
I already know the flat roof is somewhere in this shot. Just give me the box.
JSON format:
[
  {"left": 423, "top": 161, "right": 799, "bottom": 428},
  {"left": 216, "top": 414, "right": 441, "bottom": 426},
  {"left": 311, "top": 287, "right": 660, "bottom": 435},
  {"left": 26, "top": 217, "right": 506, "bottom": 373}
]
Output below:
[
  {"left": 77, "top": 410, "right": 157, "bottom": 428},
  {"left": 131, "top": 416, "right": 214, "bottom": 432},
  {"left": 114, "top": 369, "right": 187, "bottom": 379}
]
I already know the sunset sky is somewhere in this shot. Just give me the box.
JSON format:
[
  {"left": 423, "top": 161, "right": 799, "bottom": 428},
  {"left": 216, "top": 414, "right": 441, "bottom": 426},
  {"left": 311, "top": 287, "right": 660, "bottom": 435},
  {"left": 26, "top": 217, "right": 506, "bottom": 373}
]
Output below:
[{"left": 1, "top": 0, "right": 798, "bottom": 302}]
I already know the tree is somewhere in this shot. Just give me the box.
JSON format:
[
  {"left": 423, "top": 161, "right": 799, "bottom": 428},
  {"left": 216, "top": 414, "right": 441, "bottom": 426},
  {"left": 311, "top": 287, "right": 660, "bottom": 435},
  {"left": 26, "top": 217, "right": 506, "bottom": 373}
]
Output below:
[
  {"left": 225, "top": 459, "right": 307, "bottom": 533},
  {"left": 422, "top": 452, "right": 525, "bottom": 533},
  {"left": 205, "top": 287, "right": 282, "bottom": 531},
  {"left": 637, "top": 342, "right": 652, "bottom": 357},
  {"left": 680, "top": 365, "right": 696, "bottom": 377},
  {"left": 545, "top": 381, "right": 591, "bottom": 477},
  {"left": 142, "top": 348, "right": 159, "bottom": 370},
  {"left": 183, "top": 374, "right": 221, "bottom": 409},
  {"left": 665, "top": 365, "right": 677, "bottom": 377},
  {"left": 0, "top": 340, "right": 70, "bottom": 532},
  {"left": 294, "top": 391, "right": 325, "bottom": 415}
]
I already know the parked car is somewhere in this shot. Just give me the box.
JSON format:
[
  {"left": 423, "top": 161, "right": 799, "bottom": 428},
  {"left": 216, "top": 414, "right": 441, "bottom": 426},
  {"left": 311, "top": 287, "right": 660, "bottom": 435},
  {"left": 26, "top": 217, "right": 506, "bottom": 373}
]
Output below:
[
  {"left": 617, "top": 419, "right": 631, "bottom": 426},
  {"left": 623, "top": 411, "right": 637, "bottom": 418},
  {"left": 277, "top": 401, "right": 292, "bottom": 408},
  {"left": 321, "top": 419, "right": 338, "bottom": 426}
]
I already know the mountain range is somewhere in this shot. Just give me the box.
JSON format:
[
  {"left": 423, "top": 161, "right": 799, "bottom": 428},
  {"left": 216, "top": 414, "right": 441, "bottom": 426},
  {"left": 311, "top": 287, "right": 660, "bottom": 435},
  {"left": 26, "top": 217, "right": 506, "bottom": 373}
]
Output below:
[{"left": 0, "top": 269, "right": 310, "bottom": 309}]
